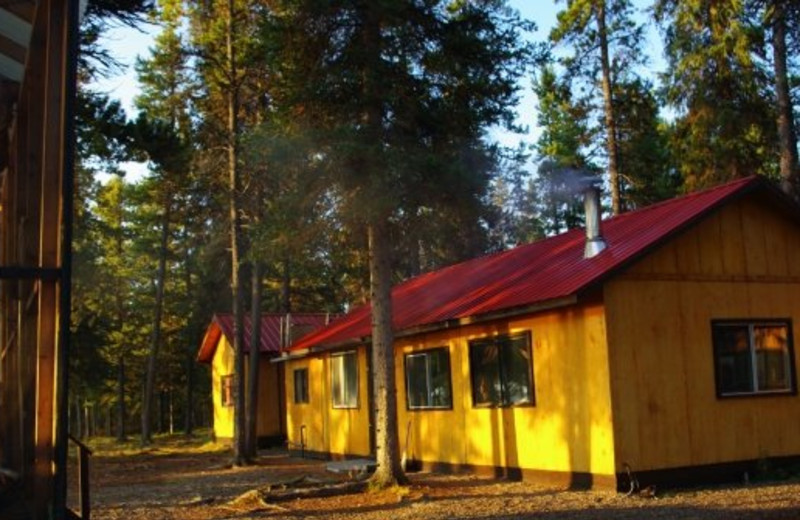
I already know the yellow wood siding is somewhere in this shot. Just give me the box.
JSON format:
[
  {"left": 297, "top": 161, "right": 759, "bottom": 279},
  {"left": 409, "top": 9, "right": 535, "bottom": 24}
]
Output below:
[
  {"left": 605, "top": 197, "right": 800, "bottom": 472},
  {"left": 211, "top": 337, "right": 235, "bottom": 439},
  {"left": 210, "top": 337, "right": 284, "bottom": 441},
  {"left": 284, "top": 347, "right": 371, "bottom": 457},
  {"left": 395, "top": 302, "right": 616, "bottom": 479}
]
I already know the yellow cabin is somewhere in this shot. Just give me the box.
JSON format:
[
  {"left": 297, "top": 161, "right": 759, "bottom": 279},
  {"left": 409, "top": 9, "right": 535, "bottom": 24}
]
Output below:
[
  {"left": 197, "top": 313, "right": 333, "bottom": 445},
  {"left": 277, "top": 177, "right": 800, "bottom": 489}
]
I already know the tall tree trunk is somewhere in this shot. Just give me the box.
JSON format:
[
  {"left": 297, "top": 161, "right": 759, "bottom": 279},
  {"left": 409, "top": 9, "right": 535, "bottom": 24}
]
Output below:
[
  {"left": 184, "top": 347, "right": 194, "bottom": 436},
  {"left": 245, "top": 262, "right": 263, "bottom": 459},
  {"left": 359, "top": 0, "right": 406, "bottom": 488},
  {"left": 226, "top": 0, "right": 247, "bottom": 466},
  {"left": 184, "top": 244, "right": 195, "bottom": 436},
  {"left": 74, "top": 395, "right": 82, "bottom": 439},
  {"left": 772, "top": 2, "right": 800, "bottom": 197},
  {"left": 142, "top": 199, "right": 172, "bottom": 445},
  {"left": 596, "top": 0, "right": 621, "bottom": 215},
  {"left": 280, "top": 257, "right": 291, "bottom": 314},
  {"left": 115, "top": 198, "right": 126, "bottom": 442},
  {"left": 116, "top": 353, "right": 126, "bottom": 441},
  {"left": 157, "top": 390, "right": 164, "bottom": 434},
  {"left": 169, "top": 389, "right": 174, "bottom": 435},
  {"left": 367, "top": 221, "right": 406, "bottom": 486}
]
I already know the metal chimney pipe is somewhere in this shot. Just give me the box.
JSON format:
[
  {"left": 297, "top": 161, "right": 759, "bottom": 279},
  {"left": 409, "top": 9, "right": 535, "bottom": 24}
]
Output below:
[{"left": 583, "top": 185, "right": 607, "bottom": 258}]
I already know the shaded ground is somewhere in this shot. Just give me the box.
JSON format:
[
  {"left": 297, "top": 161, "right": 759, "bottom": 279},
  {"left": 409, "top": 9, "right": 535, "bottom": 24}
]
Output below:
[{"left": 76, "top": 434, "right": 800, "bottom": 520}]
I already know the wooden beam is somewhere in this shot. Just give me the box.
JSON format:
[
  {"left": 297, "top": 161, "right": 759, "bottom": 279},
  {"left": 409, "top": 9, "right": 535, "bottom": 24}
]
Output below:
[
  {"left": 34, "top": 0, "right": 66, "bottom": 513},
  {"left": 0, "top": 266, "right": 60, "bottom": 280}
]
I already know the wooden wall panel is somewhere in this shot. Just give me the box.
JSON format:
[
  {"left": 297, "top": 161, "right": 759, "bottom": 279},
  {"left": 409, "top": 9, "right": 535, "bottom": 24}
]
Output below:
[
  {"left": 607, "top": 194, "right": 800, "bottom": 472},
  {"left": 395, "top": 302, "right": 616, "bottom": 479},
  {"left": 210, "top": 337, "right": 234, "bottom": 440},
  {"left": 284, "top": 347, "right": 371, "bottom": 457}
]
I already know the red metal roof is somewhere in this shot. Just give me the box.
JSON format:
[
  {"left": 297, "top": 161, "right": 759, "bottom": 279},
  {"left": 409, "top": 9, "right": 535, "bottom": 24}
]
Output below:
[
  {"left": 289, "top": 176, "right": 773, "bottom": 353},
  {"left": 197, "top": 313, "right": 335, "bottom": 363}
]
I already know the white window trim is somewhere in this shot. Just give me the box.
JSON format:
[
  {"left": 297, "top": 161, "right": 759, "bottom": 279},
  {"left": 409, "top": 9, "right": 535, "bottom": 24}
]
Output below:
[{"left": 331, "top": 351, "right": 358, "bottom": 409}]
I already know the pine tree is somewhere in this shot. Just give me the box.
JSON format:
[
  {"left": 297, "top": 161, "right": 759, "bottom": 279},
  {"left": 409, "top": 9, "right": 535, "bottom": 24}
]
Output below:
[
  {"left": 760, "top": 1, "right": 800, "bottom": 196},
  {"left": 532, "top": 66, "right": 596, "bottom": 234},
  {"left": 188, "top": 0, "right": 268, "bottom": 465},
  {"left": 551, "top": 0, "right": 643, "bottom": 214},
  {"left": 613, "top": 78, "right": 680, "bottom": 207},
  {"left": 133, "top": 0, "right": 195, "bottom": 445},
  {"left": 655, "top": 0, "right": 777, "bottom": 189},
  {"left": 264, "top": 0, "right": 532, "bottom": 487}
]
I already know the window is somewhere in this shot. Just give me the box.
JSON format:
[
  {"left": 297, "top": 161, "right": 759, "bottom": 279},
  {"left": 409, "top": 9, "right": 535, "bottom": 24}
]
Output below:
[
  {"left": 331, "top": 351, "right": 358, "bottom": 408},
  {"left": 405, "top": 348, "right": 453, "bottom": 409},
  {"left": 294, "top": 368, "right": 309, "bottom": 404},
  {"left": 712, "top": 320, "right": 796, "bottom": 397},
  {"left": 469, "top": 333, "right": 534, "bottom": 407},
  {"left": 220, "top": 375, "right": 234, "bottom": 407}
]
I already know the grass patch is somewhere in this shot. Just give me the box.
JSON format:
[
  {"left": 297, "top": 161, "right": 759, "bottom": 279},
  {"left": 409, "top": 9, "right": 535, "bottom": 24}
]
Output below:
[{"left": 73, "top": 429, "right": 229, "bottom": 458}]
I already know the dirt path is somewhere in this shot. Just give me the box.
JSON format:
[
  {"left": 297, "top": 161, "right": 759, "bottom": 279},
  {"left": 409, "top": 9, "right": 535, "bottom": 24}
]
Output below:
[{"left": 79, "top": 438, "right": 800, "bottom": 520}]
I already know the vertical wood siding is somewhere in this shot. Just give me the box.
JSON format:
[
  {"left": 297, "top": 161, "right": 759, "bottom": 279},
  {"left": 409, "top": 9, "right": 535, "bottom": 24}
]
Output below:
[
  {"left": 210, "top": 337, "right": 283, "bottom": 441},
  {"left": 605, "top": 197, "right": 800, "bottom": 472},
  {"left": 285, "top": 346, "right": 372, "bottom": 457},
  {"left": 394, "top": 303, "right": 616, "bottom": 478}
]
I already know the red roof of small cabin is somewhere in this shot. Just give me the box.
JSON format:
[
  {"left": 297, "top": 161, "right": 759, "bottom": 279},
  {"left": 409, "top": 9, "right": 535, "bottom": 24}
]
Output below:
[
  {"left": 288, "top": 176, "right": 789, "bottom": 354},
  {"left": 197, "top": 313, "right": 334, "bottom": 363}
]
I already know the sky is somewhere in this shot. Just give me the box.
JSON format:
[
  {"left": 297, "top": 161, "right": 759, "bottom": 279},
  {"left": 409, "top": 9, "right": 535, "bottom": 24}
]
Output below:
[{"left": 93, "top": 1, "right": 662, "bottom": 180}]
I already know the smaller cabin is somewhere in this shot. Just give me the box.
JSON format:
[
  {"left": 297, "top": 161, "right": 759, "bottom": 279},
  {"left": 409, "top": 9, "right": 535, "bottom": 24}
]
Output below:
[{"left": 197, "top": 313, "right": 333, "bottom": 446}]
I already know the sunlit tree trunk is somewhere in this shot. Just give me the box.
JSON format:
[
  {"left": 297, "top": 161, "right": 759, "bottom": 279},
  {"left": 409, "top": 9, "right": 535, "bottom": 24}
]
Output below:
[
  {"left": 226, "top": 0, "right": 247, "bottom": 466},
  {"left": 116, "top": 353, "right": 125, "bottom": 441},
  {"left": 367, "top": 221, "right": 406, "bottom": 486},
  {"left": 596, "top": 0, "right": 621, "bottom": 214}
]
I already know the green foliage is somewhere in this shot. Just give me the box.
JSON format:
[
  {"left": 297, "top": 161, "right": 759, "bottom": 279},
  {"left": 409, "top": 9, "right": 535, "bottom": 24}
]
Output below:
[
  {"left": 655, "top": 0, "right": 779, "bottom": 188},
  {"left": 263, "top": 0, "right": 535, "bottom": 271},
  {"left": 614, "top": 78, "right": 680, "bottom": 207},
  {"left": 551, "top": 0, "right": 643, "bottom": 78},
  {"left": 79, "top": 0, "right": 155, "bottom": 80}
]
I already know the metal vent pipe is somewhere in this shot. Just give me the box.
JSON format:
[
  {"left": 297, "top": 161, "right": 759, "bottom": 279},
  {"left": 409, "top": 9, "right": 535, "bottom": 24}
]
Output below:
[{"left": 583, "top": 185, "right": 607, "bottom": 258}]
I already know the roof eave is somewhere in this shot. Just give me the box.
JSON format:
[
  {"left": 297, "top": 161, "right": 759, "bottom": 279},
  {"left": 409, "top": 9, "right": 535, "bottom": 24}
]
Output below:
[
  {"left": 580, "top": 176, "right": 771, "bottom": 294},
  {"left": 276, "top": 295, "right": 579, "bottom": 362}
]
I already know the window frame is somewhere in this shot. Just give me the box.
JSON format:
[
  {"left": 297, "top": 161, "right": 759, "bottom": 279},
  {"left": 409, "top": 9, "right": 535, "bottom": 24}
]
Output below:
[
  {"left": 468, "top": 332, "right": 535, "bottom": 408},
  {"left": 330, "top": 350, "right": 359, "bottom": 409},
  {"left": 711, "top": 318, "right": 797, "bottom": 399},
  {"left": 293, "top": 368, "right": 309, "bottom": 404},
  {"left": 404, "top": 347, "right": 454, "bottom": 411},
  {"left": 220, "top": 374, "right": 234, "bottom": 407}
]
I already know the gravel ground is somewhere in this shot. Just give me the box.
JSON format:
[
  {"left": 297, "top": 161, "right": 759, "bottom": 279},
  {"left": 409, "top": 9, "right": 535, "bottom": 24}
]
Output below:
[{"left": 83, "top": 445, "right": 800, "bottom": 520}]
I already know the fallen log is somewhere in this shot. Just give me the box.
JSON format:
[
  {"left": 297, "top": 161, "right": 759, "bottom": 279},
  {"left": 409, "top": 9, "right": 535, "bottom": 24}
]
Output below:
[{"left": 265, "top": 480, "right": 368, "bottom": 502}]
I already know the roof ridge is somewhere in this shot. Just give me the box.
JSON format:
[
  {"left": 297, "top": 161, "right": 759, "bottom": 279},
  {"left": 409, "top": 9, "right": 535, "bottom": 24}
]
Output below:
[
  {"left": 395, "top": 177, "right": 760, "bottom": 289},
  {"left": 606, "top": 175, "right": 758, "bottom": 222}
]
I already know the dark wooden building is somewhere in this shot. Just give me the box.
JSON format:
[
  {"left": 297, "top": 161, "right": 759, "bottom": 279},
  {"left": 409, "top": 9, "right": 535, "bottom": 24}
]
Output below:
[{"left": 0, "top": 0, "right": 81, "bottom": 517}]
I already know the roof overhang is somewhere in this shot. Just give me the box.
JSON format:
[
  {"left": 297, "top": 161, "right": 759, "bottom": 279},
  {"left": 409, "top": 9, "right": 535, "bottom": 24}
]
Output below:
[
  {"left": 272, "top": 294, "right": 579, "bottom": 363},
  {"left": 0, "top": 1, "right": 34, "bottom": 83},
  {"left": 0, "top": 0, "right": 88, "bottom": 84},
  {"left": 197, "top": 320, "right": 222, "bottom": 363}
]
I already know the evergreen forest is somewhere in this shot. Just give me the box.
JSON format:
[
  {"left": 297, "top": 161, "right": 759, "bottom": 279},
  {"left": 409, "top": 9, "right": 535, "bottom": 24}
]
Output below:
[{"left": 72, "top": 0, "right": 800, "bottom": 483}]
